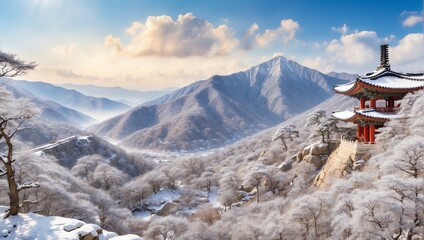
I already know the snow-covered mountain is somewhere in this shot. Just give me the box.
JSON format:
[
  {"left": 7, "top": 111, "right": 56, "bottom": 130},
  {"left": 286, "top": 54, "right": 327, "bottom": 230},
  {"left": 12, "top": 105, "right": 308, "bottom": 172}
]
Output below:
[
  {"left": 90, "top": 56, "right": 347, "bottom": 151},
  {"left": 11, "top": 80, "right": 131, "bottom": 121},
  {"left": 60, "top": 83, "right": 175, "bottom": 107}
]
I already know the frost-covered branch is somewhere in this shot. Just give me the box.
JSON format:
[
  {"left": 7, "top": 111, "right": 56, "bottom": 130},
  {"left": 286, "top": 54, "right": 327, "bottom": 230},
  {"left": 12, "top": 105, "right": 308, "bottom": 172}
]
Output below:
[
  {"left": 306, "top": 110, "right": 339, "bottom": 143},
  {"left": 17, "top": 182, "right": 40, "bottom": 192},
  {"left": 0, "top": 50, "right": 36, "bottom": 78},
  {"left": 272, "top": 124, "right": 299, "bottom": 150}
]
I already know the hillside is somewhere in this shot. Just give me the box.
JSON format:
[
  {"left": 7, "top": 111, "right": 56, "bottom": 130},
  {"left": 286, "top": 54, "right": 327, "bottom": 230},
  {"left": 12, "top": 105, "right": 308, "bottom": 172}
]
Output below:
[
  {"left": 2, "top": 82, "right": 95, "bottom": 128},
  {"left": 31, "top": 135, "right": 153, "bottom": 177},
  {"left": 11, "top": 80, "right": 131, "bottom": 121},
  {"left": 90, "top": 56, "right": 347, "bottom": 151}
]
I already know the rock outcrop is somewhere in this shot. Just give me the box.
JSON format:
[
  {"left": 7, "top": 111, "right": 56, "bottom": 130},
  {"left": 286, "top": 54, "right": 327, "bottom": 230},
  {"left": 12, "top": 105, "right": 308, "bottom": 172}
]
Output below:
[{"left": 314, "top": 137, "right": 374, "bottom": 188}]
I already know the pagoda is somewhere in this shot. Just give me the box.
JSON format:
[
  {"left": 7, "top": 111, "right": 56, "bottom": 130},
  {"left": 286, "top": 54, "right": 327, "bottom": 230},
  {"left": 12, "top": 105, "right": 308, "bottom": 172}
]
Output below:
[{"left": 332, "top": 44, "right": 424, "bottom": 144}]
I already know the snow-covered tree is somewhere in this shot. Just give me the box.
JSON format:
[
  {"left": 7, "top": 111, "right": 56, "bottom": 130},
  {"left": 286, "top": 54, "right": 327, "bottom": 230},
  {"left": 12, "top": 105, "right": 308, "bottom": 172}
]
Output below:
[
  {"left": 192, "top": 203, "right": 220, "bottom": 225},
  {"left": 160, "top": 166, "right": 183, "bottom": 190},
  {"left": 218, "top": 170, "right": 242, "bottom": 211},
  {"left": 193, "top": 167, "right": 218, "bottom": 192},
  {"left": 0, "top": 51, "right": 38, "bottom": 217},
  {"left": 272, "top": 124, "right": 299, "bottom": 150},
  {"left": 306, "top": 110, "right": 339, "bottom": 143},
  {"left": 120, "top": 177, "right": 153, "bottom": 211},
  {"left": 179, "top": 221, "right": 214, "bottom": 240},
  {"left": 142, "top": 170, "right": 167, "bottom": 194},
  {"left": 91, "top": 163, "right": 129, "bottom": 192},
  {"left": 71, "top": 155, "right": 102, "bottom": 181},
  {"left": 287, "top": 193, "right": 333, "bottom": 239},
  {"left": 144, "top": 216, "right": 189, "bottom": 240},
  {"left": 306, "top": 110, "right": 326, "bottom": 126},
  {"left": 243, "top": 163, "right": 272, "bottom": 203}
]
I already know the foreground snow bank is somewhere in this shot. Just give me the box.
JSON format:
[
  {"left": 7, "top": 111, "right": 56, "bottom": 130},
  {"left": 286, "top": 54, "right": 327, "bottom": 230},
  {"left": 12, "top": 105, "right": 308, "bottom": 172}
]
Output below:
[{"left": 0, "top": 206, "right": 142, "bottom": 240}]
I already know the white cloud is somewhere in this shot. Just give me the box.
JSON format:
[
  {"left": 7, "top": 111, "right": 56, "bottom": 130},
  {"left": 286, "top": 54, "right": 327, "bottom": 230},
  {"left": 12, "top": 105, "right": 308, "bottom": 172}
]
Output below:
[
  {"left": 326, "top": 31, "right": 380, "bottom": 65},
  {"left": 307, "top": 32, "right": 424, "bottom": 74},
  {"left": 301, "top": 57, "right": 334, "bottom": 73},
  {"left": 247, "top": 23, "right": 259, "bottom": 36},
  {"left": 104, "top": 35, "right": 122, "bottom": 53},
  {"left": 242, "top": 19, "right": 300, "bottom": 50},
  {"left": 402, "top": 15, "right": 423, "bottom": 27},
  {"left": 43, "top": 67, "right": 100, "bottom": 81},
  {"left": 331, "top": 24, "right": 349, "bottom": 34},
  {"left": 52, "top": 43, "right": 78, "bottom": 56},
  {"left": 391, "top": 33, "right": 424, "bottom": 70},
  {"left": 104, "top": 13, "right": 239, "bottom": 57}
]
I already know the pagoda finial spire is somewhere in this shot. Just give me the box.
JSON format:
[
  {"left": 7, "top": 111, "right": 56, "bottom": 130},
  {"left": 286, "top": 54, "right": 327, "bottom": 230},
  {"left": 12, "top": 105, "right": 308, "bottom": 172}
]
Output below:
[{"left": 377, "top": 44, "right": 390, "bottom": 71}]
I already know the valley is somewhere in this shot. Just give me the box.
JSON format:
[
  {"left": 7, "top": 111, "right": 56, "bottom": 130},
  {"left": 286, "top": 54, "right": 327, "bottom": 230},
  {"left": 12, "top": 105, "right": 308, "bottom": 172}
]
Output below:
[{"left": 1, "top": 1, "right": 423, "bottom": 239}]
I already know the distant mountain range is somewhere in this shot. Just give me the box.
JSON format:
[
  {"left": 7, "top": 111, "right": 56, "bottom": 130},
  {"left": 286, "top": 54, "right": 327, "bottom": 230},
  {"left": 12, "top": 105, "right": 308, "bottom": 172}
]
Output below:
[
  {"left": 4, "top": 82, "right": 94, "bottom": 128},
  {"left": 10, "top": 80, "right": 131, "bottom": 121},
  {"left": 90, "top": 56, "right": 347, "bottom": 151},
  {"left": 59, "top": 83, "right": 175, "bottom": 107}
]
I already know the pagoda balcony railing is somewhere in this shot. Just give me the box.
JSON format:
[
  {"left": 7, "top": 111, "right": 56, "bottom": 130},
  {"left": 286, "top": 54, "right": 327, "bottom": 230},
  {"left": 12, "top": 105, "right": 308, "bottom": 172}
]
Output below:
[
  {"left": 353, "top": 107, "right": 398, "bottom": 112},
  {"left": 374, "top": 107, "right": 397, "bottom": 112}
]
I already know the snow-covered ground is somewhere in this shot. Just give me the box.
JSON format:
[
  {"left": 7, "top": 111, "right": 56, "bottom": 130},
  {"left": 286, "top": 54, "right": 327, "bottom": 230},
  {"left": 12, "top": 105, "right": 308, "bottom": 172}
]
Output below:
[
  {"left": 0, "top": 206, "right": 142, "bottom": 240},
  {"left": 126, "top": 147, "right": 215, "bottom": 163},
  {"left": 133, "top": 187, "right": 223, "bottom": 221}
]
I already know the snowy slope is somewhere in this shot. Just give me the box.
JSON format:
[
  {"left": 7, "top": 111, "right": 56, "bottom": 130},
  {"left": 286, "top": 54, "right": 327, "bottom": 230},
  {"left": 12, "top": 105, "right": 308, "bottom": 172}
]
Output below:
[
  {"left": 90, "top": 56, "right": 347, "bottom": 151},
  {"left": 11, "top": 80, "right": 131, "bottom": 121}
]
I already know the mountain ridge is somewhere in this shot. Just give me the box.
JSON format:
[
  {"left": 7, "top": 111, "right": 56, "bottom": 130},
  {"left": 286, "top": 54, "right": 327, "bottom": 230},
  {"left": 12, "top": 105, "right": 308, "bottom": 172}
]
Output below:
[
  {"left": 60, "top": 83, "right": 175, "bottom": 107},
  {"left": 90, "top": 56, "right": 347, "bottom": 151},
  {"left": 10, "top": 80, "right": 131, "bottom": 121}
]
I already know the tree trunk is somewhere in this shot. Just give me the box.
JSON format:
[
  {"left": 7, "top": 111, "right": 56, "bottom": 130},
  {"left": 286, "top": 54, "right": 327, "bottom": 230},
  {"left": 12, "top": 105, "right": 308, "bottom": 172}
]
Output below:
[
  {"left": 282, "top": 141, "right": 287, "bottom": 151},
  {"left": 5, "top": 138, "right": 19, "bottom": 217},
  {"left": 256, "top": 186, "right": 260, "bottom": 203}
]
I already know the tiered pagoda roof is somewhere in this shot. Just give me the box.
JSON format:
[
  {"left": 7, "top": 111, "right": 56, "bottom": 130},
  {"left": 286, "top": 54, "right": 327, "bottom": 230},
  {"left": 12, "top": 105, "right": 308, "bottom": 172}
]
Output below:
[
  {"left": 334, "top": 69, "right": 424, "bottom": 98},
  {"left": 332, "top": 44, "right": 424, "bottom": 125},
  {"left": 332, "top": 44, "right": 423, "bottom": 144},
  {"left": 332, "top": 108, "right": 402, "bottom": 123}
]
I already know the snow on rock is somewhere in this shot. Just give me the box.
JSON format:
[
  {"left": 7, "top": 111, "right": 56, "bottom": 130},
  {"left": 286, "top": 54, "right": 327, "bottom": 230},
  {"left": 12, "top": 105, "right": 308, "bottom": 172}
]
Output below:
[
  {"left": 76, "top": 223, "right": 101, "bottom": 237},
  {"left": 63, "top": 220, "right": 85, "bottom": 232},
  {"left": 0, "top": 208, "right": 142, "bottom": 240},
  {"left": 110, "top": 234, "right": 143, "bottom": 240},
  {"left": 75, "top": 135, "right": 93, "bottom": 147}
]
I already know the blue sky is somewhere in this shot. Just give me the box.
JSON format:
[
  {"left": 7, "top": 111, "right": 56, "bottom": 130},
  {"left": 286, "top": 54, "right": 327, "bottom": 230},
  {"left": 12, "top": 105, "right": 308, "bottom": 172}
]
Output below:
[{"left": 0, "top": 0, "right": 423, "bottom": 90}]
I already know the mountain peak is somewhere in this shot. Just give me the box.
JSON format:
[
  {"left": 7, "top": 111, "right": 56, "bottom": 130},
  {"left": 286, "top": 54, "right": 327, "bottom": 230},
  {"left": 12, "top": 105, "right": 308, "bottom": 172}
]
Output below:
[
  {"left": 253, "top": 55, "right": 304, "bottom": 74},
  {"left": 91, "top": 56, "right": 347, "bottom": 151}
]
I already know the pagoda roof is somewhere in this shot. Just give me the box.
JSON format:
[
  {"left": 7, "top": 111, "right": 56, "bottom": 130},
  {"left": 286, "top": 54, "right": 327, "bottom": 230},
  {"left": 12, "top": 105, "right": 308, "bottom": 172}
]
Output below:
[
  {"left": 334, "top": 69, "right": 424, "bottom": 96},
  {"left": 332, "top": 108, "right": 402, "bottom": 122}
]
